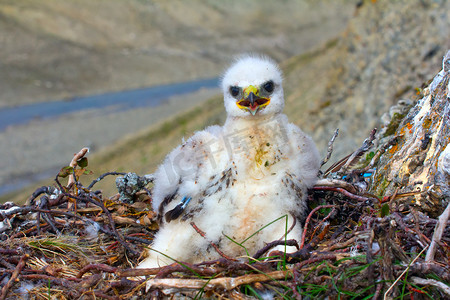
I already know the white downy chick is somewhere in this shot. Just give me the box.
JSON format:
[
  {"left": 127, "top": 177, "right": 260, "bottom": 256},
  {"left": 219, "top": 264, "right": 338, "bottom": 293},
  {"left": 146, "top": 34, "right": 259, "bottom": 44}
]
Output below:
[{"left": 139, "top": 54, "right": 321, "bottom": 268}]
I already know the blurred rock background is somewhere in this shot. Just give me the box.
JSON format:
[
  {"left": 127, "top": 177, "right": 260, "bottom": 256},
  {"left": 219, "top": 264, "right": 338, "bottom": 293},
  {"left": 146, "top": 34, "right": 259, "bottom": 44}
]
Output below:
[{"left": 0, "top": 0, "right": 352, "bottom": 107}]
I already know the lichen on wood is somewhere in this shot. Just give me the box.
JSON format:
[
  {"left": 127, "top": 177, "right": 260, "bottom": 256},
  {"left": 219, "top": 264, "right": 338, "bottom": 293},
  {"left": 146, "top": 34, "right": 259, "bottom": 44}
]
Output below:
[{"left": 370, "top": 51, "right": 450, "bottom": 216}]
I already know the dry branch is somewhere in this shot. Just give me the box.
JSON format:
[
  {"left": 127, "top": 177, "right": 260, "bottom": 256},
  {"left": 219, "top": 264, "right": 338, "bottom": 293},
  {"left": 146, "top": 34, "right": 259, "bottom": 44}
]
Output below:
[
  {"left": 67, "top": 147, "right": 89, "bottom": 188},
  {"left": 426, "top": 201, "right": 450, "bottom": 262},
  {"left": 0, "top": 254, "right": 29, "bottom": 300},
  {"left": 145, "top": 269, "right": 292, "bottom": 292},
  {"left": 410, "top": 276, "right": 450, "bottom": 297}
]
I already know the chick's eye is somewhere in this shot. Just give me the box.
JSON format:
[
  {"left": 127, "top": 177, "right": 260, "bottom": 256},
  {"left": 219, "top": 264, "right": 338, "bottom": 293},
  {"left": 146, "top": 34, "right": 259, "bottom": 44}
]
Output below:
[
  {"left": 263, "top": 81, "right": 274, "bottom": 93},
  {"left": 229, "top": 86, "right": 240, "bottom": 97}
]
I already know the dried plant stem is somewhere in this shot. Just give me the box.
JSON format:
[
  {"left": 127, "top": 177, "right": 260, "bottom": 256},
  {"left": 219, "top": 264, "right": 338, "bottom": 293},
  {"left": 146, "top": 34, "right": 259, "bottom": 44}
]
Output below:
[
  {"left": 67, "top": 147, "right": 89, "bottom": 188},
  {"left": 425, "top": 201, "right": 450, "bottom": 262},
  {"left": 321, "top": 128, "right": 339, "bottom": 167},
  {"left": 384, "top": 245, "right": 429, "bottom": 300}
]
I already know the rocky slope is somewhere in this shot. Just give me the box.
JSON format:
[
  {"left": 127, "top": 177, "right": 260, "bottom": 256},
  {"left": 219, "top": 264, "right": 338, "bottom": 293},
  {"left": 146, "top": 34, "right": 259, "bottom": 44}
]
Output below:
[
  {"left": 283, "top": 0, "right": 450, "bottom": 160},
  {"left": 0, "top": 0, "right": 353, "bottom": 108}
]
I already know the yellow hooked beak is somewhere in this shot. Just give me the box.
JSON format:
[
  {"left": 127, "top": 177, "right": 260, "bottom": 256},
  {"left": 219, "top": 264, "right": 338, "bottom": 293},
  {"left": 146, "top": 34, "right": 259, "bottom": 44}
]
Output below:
[{"left": 236, "top": 85, "right": 270, "bottom": 116}]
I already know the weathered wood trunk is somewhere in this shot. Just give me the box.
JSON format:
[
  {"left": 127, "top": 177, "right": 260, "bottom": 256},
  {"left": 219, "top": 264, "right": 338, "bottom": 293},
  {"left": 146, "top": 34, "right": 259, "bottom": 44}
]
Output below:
[{"left": 370, "top": 51, "right": 450, "bottom": 217}]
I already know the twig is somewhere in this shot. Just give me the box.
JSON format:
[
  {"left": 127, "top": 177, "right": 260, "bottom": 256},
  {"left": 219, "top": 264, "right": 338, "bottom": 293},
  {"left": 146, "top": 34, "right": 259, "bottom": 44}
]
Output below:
[
  {"left": 410, "top": 276, "right": 450, "bottom": 297},
  {"left": 88, "top": 172, "right": 127, "bottom": 190},
  {"left": 27, "top": 186, "right": 58, "bottom": 205},
  {"left": 252, "top": 239, "right": 299, "bottom": 259},
  {"left": 118, "top": 267, "right": 162, "bottom": 277},
  {"left": 20, "top": 274, "right": 81, "bottom": 285},
  {"left": 327, "top": 235, "right": 361, "bottom": 251},
  {"left": 294, "top": 254, "right": 337, "bottom": 269},
  {"left": 384, "top": 245, "right": 429, "bottom": 300},
  {"left": 0, "top": 254, "right": 29, "bottom": 300},
  {"left": 41, "top": 212, "right": 61, "bottom": 235},
  {"left": 190, "top": 222, "right": 236, "bottom": 261},
  {"left": 67, "top": 147, "right": 89, "bottom": 188},
  {"left": 425, "top": 201, "right": 450, "bottom": 262},
  {"left": 155, "top": 262, "right": 218, "bottom": 278},
  {"left": 0, "top": 206, "right": 33, "bottom": 221},
  {"left": 321, "top": 129, "right": 339, "bottom": 168},
  {"left": 372, "top": 276, "right": 383, "bottom": 300},
  {"left": 408, "top": 262, "right": 450, "bottom": 282},
  {"left": 125, "top": 235, "right": 153, "bottom": 245},
  {"left": 341, "top": 128, "right": 377, "bottom": 173},
  {"left": 77, "top": 264, "right": 118, "bottom": 278},
  {"left": 300, "top": 205, "right": 336, "bottom": 249},
  {"left": 324, "top": 128, "right": 377, "bottom": 176},
  {"left": 391, "top": 212, "right": 431, "bottom": 245},
  {"left": 313, "top": 186, "right": 375, "bottom": 203},
  {"left": 279, "top": 214, "right": 297, "bottom": 241},
  {"left": 145, "top": 269, "right": 292, "bottom": 291},
  {"left": 315, "top": 178, "right": 359, "bottom": 194},
  {"left": 120, "top": 259, "right": 268, "bottom": 278}
]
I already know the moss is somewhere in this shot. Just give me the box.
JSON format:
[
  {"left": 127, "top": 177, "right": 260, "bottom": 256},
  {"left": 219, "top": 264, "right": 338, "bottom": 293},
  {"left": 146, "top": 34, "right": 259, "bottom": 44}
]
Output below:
[
  {"left": 383, "top": 112, "right": 406, "bottom": 137},
  {"left": 376, "top": 177, "right": 390, "bottom": 197}
]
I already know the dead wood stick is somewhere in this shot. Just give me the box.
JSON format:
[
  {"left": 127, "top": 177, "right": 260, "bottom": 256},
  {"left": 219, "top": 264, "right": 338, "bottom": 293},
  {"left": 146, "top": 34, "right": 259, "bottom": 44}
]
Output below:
[
  {"left": 0, "top": 258, "right": 15, "bottom": 270},
  {"left": 320, "top": 128, "right": 339, "bottom": 168},
  {"left": 190, "top": 222, "right": 236, "bottom": 261},
  {"left": 314, "top": 178, "right": 359, "bottom": 194},
  {"left": 300, "top": 205, "right": 336, "bottom": 249},
  {"left": 294, "top": 254, "right": 337, "bottom": 269},
  {"left": 0, "top": 206, "right": 33, "bottom": 221},
  {"left": 119, "top": 267, "right": 162, "bottom": 277},
  {"left": 77, "top": 263, "right": 118, "bottom": 278},
  {"left": 120, "top": 260, "right": 227, "bottom": 278},
  {"left": 88, "top": 171, "right": 127, "bottom": 189},
  {"left": 0, "top": 254, "right": 29, "bottom": 300},
  {"left": 312, "top": 186, "right": 374, "bottom": 202},
  {"left": 425, "top": 201, "right": 450, "bottom": 262},
  {"left": 408, "top": 262, "right": 450, "bottom": 281},
  {"left": 372, "top": 276, "right": 383, "bottom": 300},
  {"left": 145, "top": 269, "right": 292, "bottom": 291},
  {"left": 155, "top": 262, "right": 218, "bottom": 278},
  {"left": 252, "top": 239, "right": 299, "bottom": 259},
  {"left": 67, "top": 147, "right": 89, "bottom": 188},
  {"left": 326, "top": 235, "right": 360, "bottom": 251},
  {"left": 341, "top": 128, "right": 376, "bottom": 173},
  {"left": 410, "top": 276, "right": 450, "bottom": 297}
]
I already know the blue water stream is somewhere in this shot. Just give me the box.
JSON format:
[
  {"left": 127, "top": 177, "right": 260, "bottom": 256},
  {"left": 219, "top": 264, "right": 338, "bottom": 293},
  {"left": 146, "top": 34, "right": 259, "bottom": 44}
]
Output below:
[{"left": 0, "top": 77, "right": 219, "bottom": 131}]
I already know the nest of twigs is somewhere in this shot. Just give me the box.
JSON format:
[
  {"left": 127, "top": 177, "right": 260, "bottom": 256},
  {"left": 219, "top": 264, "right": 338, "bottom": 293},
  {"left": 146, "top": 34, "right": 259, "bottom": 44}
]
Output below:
[{"left": 1, "top": 146, "right": 449, "bottom": 300}]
